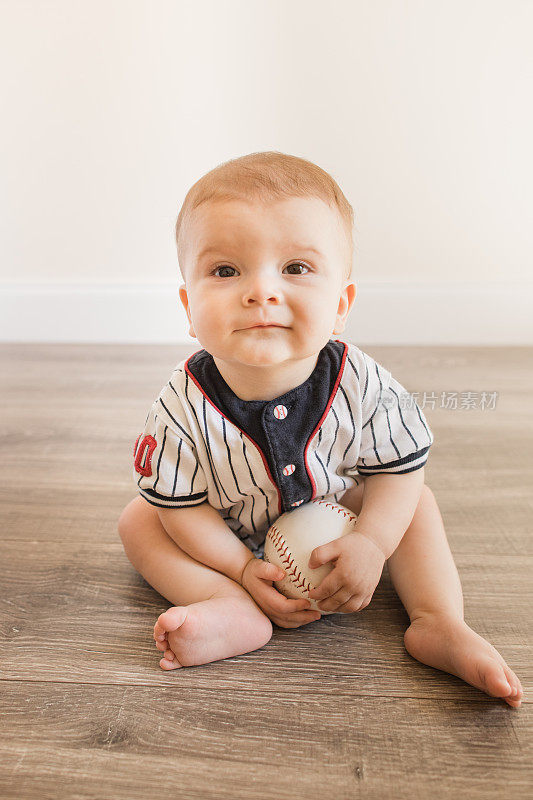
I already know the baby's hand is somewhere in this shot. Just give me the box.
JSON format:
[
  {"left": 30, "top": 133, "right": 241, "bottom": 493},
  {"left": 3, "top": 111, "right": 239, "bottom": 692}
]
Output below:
[
  {"left": 240, "top": 558, "right": 321, "bottom": 628},
  {"left": 307, "top": 531, "right": 386, "bottom": 613}
]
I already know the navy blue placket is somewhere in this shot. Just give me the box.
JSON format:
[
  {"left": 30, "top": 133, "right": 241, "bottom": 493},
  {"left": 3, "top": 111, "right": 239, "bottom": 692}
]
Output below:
[
  {"left": 186, "top": 339, "right": 345, "bottom": 512},
  {"left": 260, "top": 384, "right": 316, "bottom": 511}
]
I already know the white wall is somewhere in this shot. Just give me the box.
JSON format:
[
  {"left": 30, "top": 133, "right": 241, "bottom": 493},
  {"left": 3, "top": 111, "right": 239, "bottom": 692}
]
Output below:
[{"left": 1, "top": 0, "right": 532, "bottom": 343}]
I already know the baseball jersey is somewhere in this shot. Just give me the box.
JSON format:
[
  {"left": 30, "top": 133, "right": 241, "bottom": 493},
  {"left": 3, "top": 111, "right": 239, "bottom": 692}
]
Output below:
[{"left": 133, "top": 337, "right": 434, "bottom": 557}]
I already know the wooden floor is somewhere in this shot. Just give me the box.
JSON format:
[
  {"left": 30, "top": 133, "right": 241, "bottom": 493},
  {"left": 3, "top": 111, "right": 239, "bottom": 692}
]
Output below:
[{"left": 1, "top": 343, "right": 532, "bottom": 799}]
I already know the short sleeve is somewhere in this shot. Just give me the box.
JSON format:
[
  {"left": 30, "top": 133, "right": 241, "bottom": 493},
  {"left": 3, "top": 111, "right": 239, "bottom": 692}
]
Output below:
[
  {"left": 356, "top": 353, "right": 434, "bottom": 476},
  {"left": 133, "top": 403, "right": 208, "bottom": 508}
]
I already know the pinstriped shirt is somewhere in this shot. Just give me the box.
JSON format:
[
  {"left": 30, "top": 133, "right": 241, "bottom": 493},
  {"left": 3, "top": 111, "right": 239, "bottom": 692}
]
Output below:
[{"left": 133, "top": 338, "right": 434, "bottom": 555}]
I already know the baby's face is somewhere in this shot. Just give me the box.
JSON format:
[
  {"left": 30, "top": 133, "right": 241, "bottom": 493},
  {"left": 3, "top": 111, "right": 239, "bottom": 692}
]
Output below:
[{"left": 178, "top": 196, "right": 355, "bottom": 370}]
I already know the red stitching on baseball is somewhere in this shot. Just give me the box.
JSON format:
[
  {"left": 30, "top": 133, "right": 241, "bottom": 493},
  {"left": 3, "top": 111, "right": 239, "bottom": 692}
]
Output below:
[
  {"left": 266, "top": 524, "right": 313, "bottom": 594},
  {"left": 312, "top": 499, "right": 357, "bottom": 524}
]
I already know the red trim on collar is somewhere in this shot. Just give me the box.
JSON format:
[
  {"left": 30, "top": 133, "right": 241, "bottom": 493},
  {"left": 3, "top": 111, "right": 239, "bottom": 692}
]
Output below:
[{"left": 303, "top": 340, "right": 348, "bottom": 500}]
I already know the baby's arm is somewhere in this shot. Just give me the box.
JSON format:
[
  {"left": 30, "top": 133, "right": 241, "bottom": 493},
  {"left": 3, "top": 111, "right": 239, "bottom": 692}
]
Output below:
[
  {"left": 157, "top": 503, "right": 256, "bottom": 584},
  {"left": 349, "top": 468, "right": 426, "bottom": 559},
  {"left": 307, "top": 469, "right": 426, "bottom": 612}
]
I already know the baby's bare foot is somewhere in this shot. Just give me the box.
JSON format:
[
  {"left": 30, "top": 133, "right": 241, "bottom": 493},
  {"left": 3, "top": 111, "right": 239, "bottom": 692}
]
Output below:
[
  {"left": 404, "top": 612, "right": 524, "bottom": 707},
  {"left": 153, "top": 593, "right": 272, "bottom": 670}
]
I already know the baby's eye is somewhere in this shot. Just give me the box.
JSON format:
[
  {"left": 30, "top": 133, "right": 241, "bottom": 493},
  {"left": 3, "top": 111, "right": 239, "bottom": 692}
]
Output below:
[
  {"left": 284, "top": 262, "right": 310, "bottom": 275},
  {"left": 213, "top": 265, "right": 237, "bottom": 278}
]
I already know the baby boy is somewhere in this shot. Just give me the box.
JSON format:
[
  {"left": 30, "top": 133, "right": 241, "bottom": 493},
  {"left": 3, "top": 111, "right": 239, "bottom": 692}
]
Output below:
[{"left": 118, "top": 151, "right": 522, "bottom": 707}]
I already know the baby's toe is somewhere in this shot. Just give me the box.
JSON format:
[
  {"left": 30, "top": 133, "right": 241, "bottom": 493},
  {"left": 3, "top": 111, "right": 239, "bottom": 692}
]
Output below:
[
  {"left": 502, "top": 669, "right": 523, "bottom": 706},
  {"left": 502, "top": 666, "right": 522, "bottom": 694},
  {"left": 511, "top": 674, "right": 523, "bottom": 698},
  {"left": 505, "top": 697, "right": 522, "bottom": 708},
  {"left": 491, "top": 650, "right": 523, "bottom": 697},
  {"left": 159, "top": 653, "right": 182, "bottom": 670},
  {"left": 155, "top": 637, "right": 168, "bottom": 652},
  {"left": 157, "top": 607, "right": 187, "bottom": 633},
  {"left": 475, "top": 655, "right": 513, "bottom": 697},
  {"left": 153, "top": 620, "right": 166, "bottom": 641}
]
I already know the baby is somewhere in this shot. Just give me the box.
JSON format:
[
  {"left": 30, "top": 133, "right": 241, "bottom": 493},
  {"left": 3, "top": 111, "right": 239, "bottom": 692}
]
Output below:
[{"left": 118, "top": 151, "right": 522, "bottom": 707}]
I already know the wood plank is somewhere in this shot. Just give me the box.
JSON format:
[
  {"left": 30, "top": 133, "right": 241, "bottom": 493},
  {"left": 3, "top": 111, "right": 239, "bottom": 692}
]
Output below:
[{"left": 0, "top": 682, "right": 531, "bottom": 800}]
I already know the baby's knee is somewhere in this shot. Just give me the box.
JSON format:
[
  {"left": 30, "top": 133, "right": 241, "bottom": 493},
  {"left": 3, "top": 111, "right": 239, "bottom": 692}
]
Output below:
[
  {"left": 117, "top": 496, "right": 155, "bottom": 544},
  {"left": 419, "top": 482, "right": 435, "bottom": 504},
  {"left": 251, "top": 609, "right": 274, "bottom": 646},
  {"left": 249, "top": 610, "right": 274, "bottom": 647}
]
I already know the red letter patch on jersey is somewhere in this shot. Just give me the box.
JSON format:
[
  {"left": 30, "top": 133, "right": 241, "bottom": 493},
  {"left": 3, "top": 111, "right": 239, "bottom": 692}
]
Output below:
[{"left": 134, "top": 434, "right": 157, "bottom": 477}]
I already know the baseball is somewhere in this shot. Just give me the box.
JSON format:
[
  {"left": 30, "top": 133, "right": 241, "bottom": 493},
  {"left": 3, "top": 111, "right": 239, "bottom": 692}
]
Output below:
[{"left": 263, "top": 499, "right": 358, "bottom": 615}]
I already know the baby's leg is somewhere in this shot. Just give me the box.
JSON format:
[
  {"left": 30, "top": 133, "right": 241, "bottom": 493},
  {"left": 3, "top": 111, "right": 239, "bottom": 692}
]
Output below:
[
  {"left": 341, "top": 482, "right": 523, "bottom": 706},
  {"left": 118, "top": 496, "right": 273, "bottom": 670},
  {"left": 386, "top": 485, "right": 523, "bottom": 707}
]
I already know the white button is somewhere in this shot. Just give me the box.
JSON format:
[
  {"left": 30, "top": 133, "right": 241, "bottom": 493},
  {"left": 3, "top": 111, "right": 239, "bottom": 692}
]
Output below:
[
  {"left": 282, "top": 464, "right": 296, "bottom": 476},
  {"left": 273, "top": 404, "right": 288, "bottom": 419}
]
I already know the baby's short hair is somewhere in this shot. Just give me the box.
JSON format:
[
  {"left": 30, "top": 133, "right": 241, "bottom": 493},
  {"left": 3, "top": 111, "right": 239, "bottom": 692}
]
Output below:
[{"left": 175, "top": 151, "right": 354, "bottom": 283}]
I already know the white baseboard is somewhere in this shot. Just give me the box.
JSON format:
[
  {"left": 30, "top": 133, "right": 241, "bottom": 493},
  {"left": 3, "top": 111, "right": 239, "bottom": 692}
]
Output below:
[{"left": 0, "top": 282, "right": 531, "bottom": 344}]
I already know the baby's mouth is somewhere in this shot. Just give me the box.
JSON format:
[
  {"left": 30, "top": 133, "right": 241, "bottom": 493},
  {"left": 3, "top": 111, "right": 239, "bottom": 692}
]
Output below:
[{"left": 242, "top": 324, "right": 287, "bottom": 330}]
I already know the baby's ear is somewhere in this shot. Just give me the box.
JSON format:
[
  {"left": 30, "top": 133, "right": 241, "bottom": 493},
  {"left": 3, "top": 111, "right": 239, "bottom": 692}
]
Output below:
[
  {"left": 178, "top": 283, "right": 189, "bottom": 312},
  {"left": 178, "top": 284, "right": 196, "bottom": 338},
  {"left": 333, "top": 282, "right": 357, "bottom": 333}
]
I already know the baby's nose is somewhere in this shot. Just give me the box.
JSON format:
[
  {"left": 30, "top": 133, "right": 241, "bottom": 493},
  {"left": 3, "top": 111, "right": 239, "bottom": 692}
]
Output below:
[{"left": 243, "top": 289, "right": 282, "bottom": 304}]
